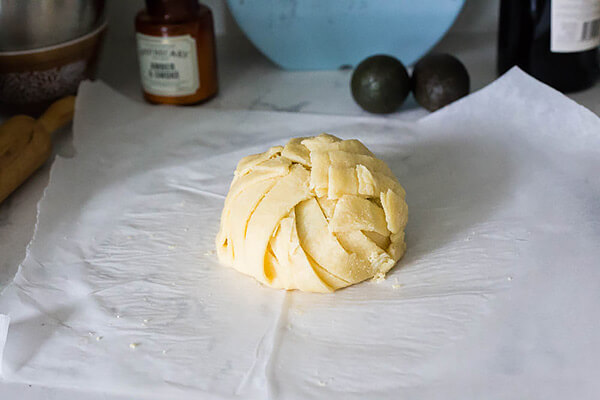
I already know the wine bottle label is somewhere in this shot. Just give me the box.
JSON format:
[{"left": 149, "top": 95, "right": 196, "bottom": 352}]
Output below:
[
  {"left": 136, "top": 33, "right": 200, "bottom": 96},
  {"left": 551, "top": 0, "right": 600, "bottom": 53}
]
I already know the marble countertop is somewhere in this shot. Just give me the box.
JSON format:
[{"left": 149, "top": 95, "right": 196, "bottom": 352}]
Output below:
[{"left": 1, "top": 27, "right": 599, "bottom": 399}]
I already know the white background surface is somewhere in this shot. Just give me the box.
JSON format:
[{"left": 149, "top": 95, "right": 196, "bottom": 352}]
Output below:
[
  {"left": 1, "top": 0, "right": 600, "bottom": 398},
  {"left": 3, "top": 67, "right": 600, "bottom": 400}
]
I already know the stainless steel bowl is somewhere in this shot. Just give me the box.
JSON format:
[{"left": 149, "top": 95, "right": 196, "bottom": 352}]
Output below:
[{"left": 0, "top": 0, "right": 105, "bottom": 52}]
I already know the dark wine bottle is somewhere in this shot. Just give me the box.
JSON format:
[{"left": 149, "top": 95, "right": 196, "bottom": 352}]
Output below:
[{"left": 498, "top": 0, "right": 600, "bottom": 93}]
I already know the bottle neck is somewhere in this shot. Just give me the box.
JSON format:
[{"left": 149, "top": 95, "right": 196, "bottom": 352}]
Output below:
[{"left": 145, "top": 0, "right": 199, "bottom": 21}]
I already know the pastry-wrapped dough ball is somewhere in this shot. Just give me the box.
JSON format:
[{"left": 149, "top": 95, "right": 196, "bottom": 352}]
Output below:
[{"left": 216, "top": 134, "right": 407, "bottom": 293}]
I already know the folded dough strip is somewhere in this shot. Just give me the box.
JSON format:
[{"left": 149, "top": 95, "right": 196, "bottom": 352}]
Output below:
[
  {"left": 219, "top": 178, "right": 279, "bottom": 270},
  {"left": 218, "top": 155, "right": 293, "bottom": 258},
  {"left": 327, "top": 166, "right": 359, "bottom": 199},
  {"left": 304, "top": 138, "right": 375, "bottom": 157},
  {"left": 317, "top": 196, "right": 396, "bottom": 279},
  {"left": 222, "top": 160, "right": 291, "bottom": 222},
  {"left": 281, "top": 137, "right": 311, "bottom": 167},
  {"left": 303, "top": 251, "right": 349, "bottom": 290},
  {"left": 328, "top": 150, "right": 394, "bottom": 179},
  {"left": 235, "top": 145, "right": 284, "bottom": 177},
  {"left": 363, "top": 230, "right": 391, "bottom": 250},
  {"left": 329, "top": 195, "right": 390, "bottom": 236},
  {"left": 244, "top": 165, "right": 312, "bottom": 284},
  {"left": 295, "top": 197, "right": 374, "bottom": 284},
  {"left": 387, "top": 231, "right": 407, "bottom": 261},
  {"left": 335, "top": 230, "right": 396, "bottom": 281},
  {"left": 380, "top": 188, "right": 408, "bottom": 234},
  {"left": 269, "top": 212, "right": 334, "bottom": 292}
]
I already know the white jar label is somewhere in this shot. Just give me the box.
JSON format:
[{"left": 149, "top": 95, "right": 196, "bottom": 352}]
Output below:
[
  {"left": 136, "top": 33, "right": 200, "bottom": 96},
  {"left": 551, "top": 0, "right": 600, "bottom": 52}
]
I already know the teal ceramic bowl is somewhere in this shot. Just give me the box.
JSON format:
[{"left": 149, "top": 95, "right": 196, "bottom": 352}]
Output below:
[{"left": 227, "top": 0, "right": 465, "bottom": 70}]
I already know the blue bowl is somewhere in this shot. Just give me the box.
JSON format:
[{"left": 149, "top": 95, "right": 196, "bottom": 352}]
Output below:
[{"left": 226, "top": 0, "right": 465, "bottom": 70}]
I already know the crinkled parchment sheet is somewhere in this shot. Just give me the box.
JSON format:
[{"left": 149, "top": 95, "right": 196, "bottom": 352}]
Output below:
[{"left": 1, "top": 69, "right": 599, "bottom": 399}]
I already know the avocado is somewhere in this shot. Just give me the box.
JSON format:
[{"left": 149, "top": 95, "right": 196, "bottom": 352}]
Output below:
[
  {"left": 351, "top": 55, "right": 410, "bottom": 114},
  {"left": 412, "top": 53, "right": 470, "bottom": 112}
]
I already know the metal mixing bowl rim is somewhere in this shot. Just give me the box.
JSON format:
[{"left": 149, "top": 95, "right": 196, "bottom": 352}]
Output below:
[{"left": 0, "top": 20, "right": 107, "bottom": 56}]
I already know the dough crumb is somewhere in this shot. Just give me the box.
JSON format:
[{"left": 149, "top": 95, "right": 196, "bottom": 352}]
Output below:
[{"left": 373, "top": 272, "right": 387, "bottom": 282}]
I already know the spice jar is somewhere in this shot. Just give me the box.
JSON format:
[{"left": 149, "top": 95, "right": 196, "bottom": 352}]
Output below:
[{"left": 135, "top": 0, "right": 218, "bottom": 105}]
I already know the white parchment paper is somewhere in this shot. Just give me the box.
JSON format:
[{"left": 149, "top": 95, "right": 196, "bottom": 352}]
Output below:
[{"left": 0, "top": 68, "right": 599, "bottom": 399}]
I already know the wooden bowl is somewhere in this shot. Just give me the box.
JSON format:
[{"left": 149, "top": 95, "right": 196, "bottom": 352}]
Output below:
[{"left": 0, "top": 21, "right": 106, "bottom": 114}]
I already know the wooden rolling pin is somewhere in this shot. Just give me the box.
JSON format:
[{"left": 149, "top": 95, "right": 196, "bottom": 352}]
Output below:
[{"left": 0, "top": 96, "right": 76, "bottom": 204}]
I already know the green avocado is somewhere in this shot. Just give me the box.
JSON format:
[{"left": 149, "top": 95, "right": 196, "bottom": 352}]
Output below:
[
  {"left": 351, "top": 55, "right": 410, "bottom": 114},
  {"left": 412, "top": 53, "right": 470, "bottom": 112}
]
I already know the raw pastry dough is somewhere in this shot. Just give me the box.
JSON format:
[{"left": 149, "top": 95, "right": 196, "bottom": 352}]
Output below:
[{"left": 216, "top": 134, "right": 408, "bottom": 292}]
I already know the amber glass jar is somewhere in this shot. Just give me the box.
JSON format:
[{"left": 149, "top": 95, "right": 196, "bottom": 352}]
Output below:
[{"left": 135, "top": 0, "right": 218, "bottom": 105}]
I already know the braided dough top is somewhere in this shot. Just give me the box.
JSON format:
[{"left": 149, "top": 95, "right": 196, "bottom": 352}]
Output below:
[{"left": 216, "top": 134, "right": 408, "bottom": 293}]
